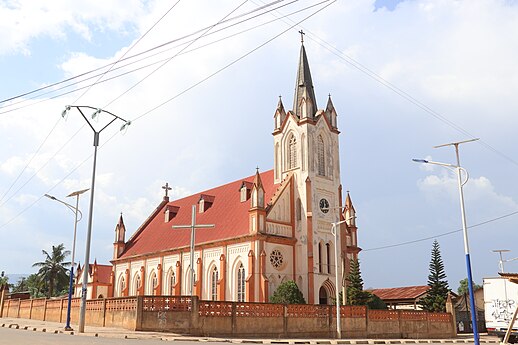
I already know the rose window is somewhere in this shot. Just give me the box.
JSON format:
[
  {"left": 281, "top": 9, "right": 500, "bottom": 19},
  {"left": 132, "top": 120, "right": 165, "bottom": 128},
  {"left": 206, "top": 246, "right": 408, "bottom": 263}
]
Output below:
[{"left": 270, "top": 249, "right": 284, "bottom": 269}]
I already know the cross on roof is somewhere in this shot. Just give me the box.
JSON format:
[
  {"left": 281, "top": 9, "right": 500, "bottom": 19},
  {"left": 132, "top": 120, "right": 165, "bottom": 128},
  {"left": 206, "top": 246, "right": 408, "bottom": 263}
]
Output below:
[
  {"left": 162, "top": 182, "right": 172, "bottom": 197},
  {"left": 299, "top": 30, "right": 305, "bottom": 43}
]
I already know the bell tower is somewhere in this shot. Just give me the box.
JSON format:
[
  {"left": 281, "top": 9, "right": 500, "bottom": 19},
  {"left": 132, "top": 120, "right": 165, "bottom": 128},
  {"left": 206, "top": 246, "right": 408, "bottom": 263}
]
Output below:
[{"left": 272, "top": 36, "right": 345, "bottom": 304}]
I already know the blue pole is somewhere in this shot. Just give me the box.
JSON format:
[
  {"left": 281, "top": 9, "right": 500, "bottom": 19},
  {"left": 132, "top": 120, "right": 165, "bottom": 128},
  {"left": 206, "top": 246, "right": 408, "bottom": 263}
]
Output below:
[
  {"left": 465, "top": 254, "right": 480, "bottom": 343},
  {"left": 65, "top": 266, "right": 74, "bottom": 330}
]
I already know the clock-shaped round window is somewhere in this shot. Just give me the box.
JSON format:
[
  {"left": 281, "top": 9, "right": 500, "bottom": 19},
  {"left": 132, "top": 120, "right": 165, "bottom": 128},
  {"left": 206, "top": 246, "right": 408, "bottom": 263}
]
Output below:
[
  {"left": 319, "top": 198, "right": 329, "bottom": 213},
  {"left": 270, "top": 249, "right": 284, "bottom": 270}
]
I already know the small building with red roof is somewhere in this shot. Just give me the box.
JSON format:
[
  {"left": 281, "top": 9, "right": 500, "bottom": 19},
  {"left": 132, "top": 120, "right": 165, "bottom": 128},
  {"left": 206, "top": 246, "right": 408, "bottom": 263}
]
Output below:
[
  {"left": 108, "top": 40, "right": 361, "bottom": 304},
  {"left": 74, "top": 261, "right": 113, "bottom": 299},
  {"left": 369, "top": 285, "right": 431, "bottom": 310}
]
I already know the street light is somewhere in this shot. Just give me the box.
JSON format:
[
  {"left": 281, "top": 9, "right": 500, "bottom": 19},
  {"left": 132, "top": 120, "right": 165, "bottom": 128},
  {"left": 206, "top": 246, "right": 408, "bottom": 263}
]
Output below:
[
  {"left": 61, "top": 105, "right": 130, "bottom": 333},
  {"left": 44, "top": 188, "right": 89, "bottom": 331},
  {"left": 493, "top": 250, "right": 511, "bottom": 273},
  {"left": 327, "top": 210, "right": 356, "bottom": 339},
  {"left": 413, "top": 138, "right": 479, "bottom": 345}
]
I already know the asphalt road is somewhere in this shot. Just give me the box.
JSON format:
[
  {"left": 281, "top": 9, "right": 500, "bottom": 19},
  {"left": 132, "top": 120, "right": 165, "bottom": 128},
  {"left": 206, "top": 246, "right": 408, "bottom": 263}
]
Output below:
[{"left": 0, "top": 327, "right": 232, "bottom": 345}]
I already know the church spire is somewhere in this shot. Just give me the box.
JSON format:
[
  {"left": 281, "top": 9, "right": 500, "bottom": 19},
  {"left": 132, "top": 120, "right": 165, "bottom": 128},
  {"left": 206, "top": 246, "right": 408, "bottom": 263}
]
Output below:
[{"left": 293, "top": 33, "right": 317, "bottom": 119}]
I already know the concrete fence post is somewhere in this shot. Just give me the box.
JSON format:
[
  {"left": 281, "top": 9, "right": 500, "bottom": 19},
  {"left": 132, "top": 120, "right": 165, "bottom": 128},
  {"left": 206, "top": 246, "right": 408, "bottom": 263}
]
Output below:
[
  {"left": 446, "top": 293, "right": 457, "bottom": 337},
  {"left": 398, "top": 310, "right": 403, "bottom": 338},
  {"left": 135, "top": 296, "right": 143, "bottom": 331},
  {"left": 283, "top": 304, "right": 288, "bottom": 337},
  {"left": 59, "top": 298, "right": 64, "bottom": 322},
  {"left": 365, "top": 306, "right": 370, "bottom": 338},
  {"left": 190, "top": 296, "right": 200, "bottom": 334},
  {"left": 29, "top": 299, "right": 34, "bottom": 319},
  {"left": 16, "top": 298, "right": 21, "bottom": 318},
  {"left": 43, "top": 298, "right": 47, "bottom": 321},
  {"left": 0, "top": 287, "right": 6, "bottom": 318},
  {"left": 102, "top": 298, "right": 107, "bottom": 327},
  {"left": 231, "top": 302, "right": 237, "bottom": 336}
]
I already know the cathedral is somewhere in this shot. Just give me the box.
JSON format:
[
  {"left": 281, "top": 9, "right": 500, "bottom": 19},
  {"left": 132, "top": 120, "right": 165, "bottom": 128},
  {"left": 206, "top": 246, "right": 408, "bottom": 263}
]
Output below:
[{"left": 108, "top": 41, "right": 361, "bottom": 305}]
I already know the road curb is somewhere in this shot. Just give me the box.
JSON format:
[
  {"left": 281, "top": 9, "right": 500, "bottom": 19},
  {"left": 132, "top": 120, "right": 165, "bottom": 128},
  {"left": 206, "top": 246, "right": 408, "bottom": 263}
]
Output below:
[{"left": 0, "top": 322, "right": 501, "bottom": 343}]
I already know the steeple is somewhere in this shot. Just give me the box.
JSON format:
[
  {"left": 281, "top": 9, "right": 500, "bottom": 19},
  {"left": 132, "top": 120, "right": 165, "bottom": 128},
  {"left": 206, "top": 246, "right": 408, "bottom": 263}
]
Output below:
[
  {"left": 274, "top": 96, "right": 287, "bottom": 130},
  {"left": 325, "top": 94, "right": 337, "bottom": 129},
  {"left": 344, "top": 191, "right": 356, "bottom": 227},
  {"left": 293, "top": 37, "right": 317, "bottom": 119},
  {"left": 251, "top": 168, "right": 265, "bottom": 209},
  {"left": 113, "top": 213, "right": 126, "bottom": 259}
]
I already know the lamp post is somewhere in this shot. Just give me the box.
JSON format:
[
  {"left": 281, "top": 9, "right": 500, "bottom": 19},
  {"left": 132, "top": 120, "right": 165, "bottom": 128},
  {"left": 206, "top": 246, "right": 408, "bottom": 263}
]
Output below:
[
  {"left": 44, "top": 188, "right": 89, "bottom": 331},
  {"left": 413, "top": 138, "right": 479, "bottom": 345},
  {"left": 493, "top": 250, "right": 511, "bottom": 273},
  {"left": 61, "top": 105, "right": 130, "bottom": 333},
  {"left": 330, "top": 214, "right": 356, "bottom": 339}
]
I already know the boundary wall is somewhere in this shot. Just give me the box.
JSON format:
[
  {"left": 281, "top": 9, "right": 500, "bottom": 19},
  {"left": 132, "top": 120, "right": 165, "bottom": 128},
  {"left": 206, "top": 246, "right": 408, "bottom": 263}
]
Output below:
[{"left": 0, "top": 296, "right": 454, "bottom": 338}]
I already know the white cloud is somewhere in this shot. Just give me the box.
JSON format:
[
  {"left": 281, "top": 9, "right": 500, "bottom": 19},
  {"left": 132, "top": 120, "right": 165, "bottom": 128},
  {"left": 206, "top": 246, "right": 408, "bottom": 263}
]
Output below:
[{"left": 2, "top": 0, "right": 518, "bottom": 288}]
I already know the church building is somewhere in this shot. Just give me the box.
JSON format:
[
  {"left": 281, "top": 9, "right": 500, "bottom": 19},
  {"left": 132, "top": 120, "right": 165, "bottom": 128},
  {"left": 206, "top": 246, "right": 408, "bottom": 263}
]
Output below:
[{"left": 109, "top": 41, "right": 361, "bottom": 305}]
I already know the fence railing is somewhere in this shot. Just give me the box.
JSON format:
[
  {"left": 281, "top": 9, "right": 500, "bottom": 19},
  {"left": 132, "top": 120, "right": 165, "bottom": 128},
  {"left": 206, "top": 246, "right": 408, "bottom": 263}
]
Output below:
[{"left": 1, "top": 295, "right": 454, "bottom": 338}]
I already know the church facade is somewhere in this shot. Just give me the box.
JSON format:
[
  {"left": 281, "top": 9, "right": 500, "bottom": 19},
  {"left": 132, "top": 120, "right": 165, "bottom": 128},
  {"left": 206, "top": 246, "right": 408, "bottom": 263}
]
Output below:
[{"left": 109, "top": 42, "right": 361, "bottom": 305}]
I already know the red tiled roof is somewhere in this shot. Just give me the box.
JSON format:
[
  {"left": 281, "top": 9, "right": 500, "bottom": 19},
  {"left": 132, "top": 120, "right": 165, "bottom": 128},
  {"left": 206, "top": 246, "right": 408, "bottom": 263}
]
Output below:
[
  {"left": 369, "top": 285, "right": 430, "bottom": 301},
  {"left": 120, "top": 170, "right": 278, "bottom": 259},
  {"left": 94, "top": 264, "right": 112, "bottom": 284}
]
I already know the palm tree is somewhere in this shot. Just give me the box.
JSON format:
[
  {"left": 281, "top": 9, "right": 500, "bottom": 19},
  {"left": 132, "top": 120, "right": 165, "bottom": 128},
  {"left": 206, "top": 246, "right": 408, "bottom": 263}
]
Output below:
[{"left": 32, "top": 244, "right": 70, "bottom": 297}]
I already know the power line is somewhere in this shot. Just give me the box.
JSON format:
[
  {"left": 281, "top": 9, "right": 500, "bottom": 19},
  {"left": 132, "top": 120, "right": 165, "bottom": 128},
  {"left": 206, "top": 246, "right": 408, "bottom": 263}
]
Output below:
[
  {"left": 0, "top": 1, "right": 184, "bottom": 209},
  {"left": 255, "top": 0, "right": 518, "bottom": 168},
  {"left": 71, "top": 0, "right": 183, "bottom": 105},
  {"left": 0, "top": 0, "right": 335, "bottom": 230},
  {"left": 0, "top": 0, "right": 311, "bottom": 117},
  {"left": 131, "top": 0, "right": 335, "bottom": 124},
  {"left": 0, "top": 0, "right": 320, "bottom": 212},
  {"left": 0, "top": 0, "right": 292, "bottom": 110},
  {"left": 362, "top": 210, "right": 518, "bottom": 252}
]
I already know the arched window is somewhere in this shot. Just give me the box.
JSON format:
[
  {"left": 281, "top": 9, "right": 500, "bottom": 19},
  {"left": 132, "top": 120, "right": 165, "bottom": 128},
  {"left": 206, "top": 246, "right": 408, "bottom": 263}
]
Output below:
[
  {"left": 317, "top": 135, "right": 325, "bottom": 176},
  {"left": 301, "top": 134, "right": 306, "bottom": 171},
  {"left": 211, "top": 267, "right": 219, "bottom": 301},
  {"left": 118, "top": 276, "right": 126, "bottom": 297},
  {"left": 237, "top": 263, "right": 246, "bottom": 302},
  {"left": 132, "top": 273, "right": 141, "bottom": 295},
  {"left": 275, "top": 143, "right": 280, "bottom": 179},
  {"left": 150, "top": 271, "right": 158, "bottom": 295},
  {"left": 169, "top": 270, "right": 176, "bottom": 295},
  {"left": 326, "top": 243, "right": 331, "bottom": 274},
  {"left": 288, "top": 135, "right": 297, "bottom": 169}
]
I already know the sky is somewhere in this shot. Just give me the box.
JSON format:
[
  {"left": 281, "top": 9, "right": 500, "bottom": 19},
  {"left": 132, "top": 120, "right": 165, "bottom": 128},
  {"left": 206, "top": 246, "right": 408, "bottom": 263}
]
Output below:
[{"left": 1, "top": 0, "right": 518, "bottom": 292}]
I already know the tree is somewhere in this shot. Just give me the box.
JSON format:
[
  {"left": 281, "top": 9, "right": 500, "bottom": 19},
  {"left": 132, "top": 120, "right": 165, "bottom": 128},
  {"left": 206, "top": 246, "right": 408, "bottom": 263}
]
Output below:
[
  {"left": 32, "top": 244, "right": 70, "bottom": 298},
  {"left": 366, "top": 293, "right": 387, "bottom": 310},
  {"left": 420, "top": 240, "right": 450, "bottom": 312},
  {"left": 0, "top": 271, "right": 8, "bottom": 289},
  {"left": 345, "top": 259, "right": 370, "bottom": 306},
  {"left": 270, "top": 280, "right": 306, "bottom": 304},
  {"left": 457, "top": 278, "right": 482, "bottom": 295}
]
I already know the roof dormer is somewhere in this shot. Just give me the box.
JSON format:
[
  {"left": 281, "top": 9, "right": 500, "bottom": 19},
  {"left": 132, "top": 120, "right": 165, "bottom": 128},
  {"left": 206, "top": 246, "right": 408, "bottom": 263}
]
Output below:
[
  {"left": 199, "top": 194, "right": 215, "bottom": 213},
  {"left": 164, "top": 205, "right": 180, "bottom": 222},
  {"left": 240, "top": 181, "right": 253, "bottom": 202}
]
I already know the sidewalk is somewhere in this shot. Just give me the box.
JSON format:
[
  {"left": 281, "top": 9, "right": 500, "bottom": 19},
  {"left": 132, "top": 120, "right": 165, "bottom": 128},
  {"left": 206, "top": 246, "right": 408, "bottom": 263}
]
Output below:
[{"left": 0, "top": 317, "right": 500, "bottom": 344}]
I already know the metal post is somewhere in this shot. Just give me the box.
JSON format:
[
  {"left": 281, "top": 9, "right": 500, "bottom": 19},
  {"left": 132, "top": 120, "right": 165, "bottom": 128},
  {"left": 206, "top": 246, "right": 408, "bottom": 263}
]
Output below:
[
  {"left": 454, "top": 144, "right": 479, "bottom": 345},
  {"left": 78, "top": 133, "right": 99, "bottom": 333},
  {"left": 189, "top": 205, "right": 196, "bottom": 296},
  {"left": 64, "top": 194, "right": 80, "bottom": 331},
  {"left": 332, "top": 223, "right": 341, "bottom": 338}
]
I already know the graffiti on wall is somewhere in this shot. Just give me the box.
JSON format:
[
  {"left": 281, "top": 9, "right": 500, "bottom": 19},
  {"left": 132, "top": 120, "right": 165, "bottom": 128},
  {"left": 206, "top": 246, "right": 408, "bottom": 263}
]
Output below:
[{"left": 490, "top": 299, "right": 516, "bottom": 322}]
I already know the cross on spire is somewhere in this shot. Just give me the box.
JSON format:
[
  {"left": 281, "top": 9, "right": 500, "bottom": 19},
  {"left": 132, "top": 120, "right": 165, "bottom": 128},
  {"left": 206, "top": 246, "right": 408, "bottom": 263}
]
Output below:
[
  {"left": 162, "top": 182, "right": 172, "bottom": 198},
  {"left": 299, "top": 30, "right": 305, "bottom": 44}
]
